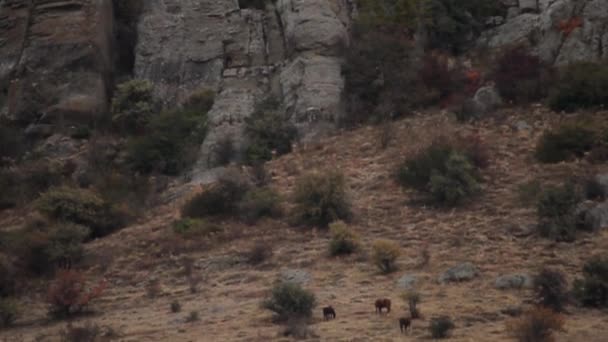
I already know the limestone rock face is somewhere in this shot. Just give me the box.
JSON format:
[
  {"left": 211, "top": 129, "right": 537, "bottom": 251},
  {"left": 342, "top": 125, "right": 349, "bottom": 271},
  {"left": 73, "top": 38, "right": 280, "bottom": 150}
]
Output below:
[
  {"left": 0, "top": 0, "right": 114, "bottom": 126},
  {"left": 133, "top": 0, "right": 353, "bottom": 178},
  {"left": 479, "top": 0, "right": 608, "bottom": 65}
]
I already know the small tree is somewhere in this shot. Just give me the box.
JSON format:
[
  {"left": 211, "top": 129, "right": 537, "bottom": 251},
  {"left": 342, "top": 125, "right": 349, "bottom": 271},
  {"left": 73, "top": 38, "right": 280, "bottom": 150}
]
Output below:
[
  {"left": 372, "top": 239, "right": 401, "bottom": 274},
  {"left": 47, "top": 270, "right": 106, "bottom": 318},
  {"left": 402, "top": 291, "right": 421, "bottom": 319},
  {"left": 111, "top": 80, "right": 156, "bottom": 134},
  {"left": 262, "top": 282, "right": 316, "bottom": 322},
  {"left": 292, "top": 171, "right": 352, "bottom": 228}
]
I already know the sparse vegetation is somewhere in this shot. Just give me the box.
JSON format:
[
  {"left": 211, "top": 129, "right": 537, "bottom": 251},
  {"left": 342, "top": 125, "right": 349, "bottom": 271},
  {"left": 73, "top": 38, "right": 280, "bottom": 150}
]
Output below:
[
  {"left": 292, "top": 171, "right": 351, "bottom": 228},
  {"left": 572, "top": 255, "right": 608, "bottom": 308},
  {"left": 535, "top": 123, "right": 596, "bottom": 163},
  {"left": 372, "top": 239, "right": 401, "bottom": 274},
  {"left": 429, "top": 316, "right": 455, "bottom": 339},
  {"left": 35, "top": 187, "right": 127, "bottom": 239},
  {"left": 262, "top": 282, "right": 316, "bottom": 322},
  {"left": 508, "top": 307, "right": 564, "bottom": 342},
  {"left": 328, "top": 221, "right": 360, "bottom": 256},
  {"left": 245, "top": 241, "right": 273, "bottom": 265},
  {"left": 403, "top": 291, "right": 421, "bottom": 319},
  {"left": 172, "top": 218, "right": 223, "bottom": 239},
  {"left": 186, "top": 311, "right": 200, "bottom": 322},
  {"left": 549, "top": 62, "right": 608, "bottom": 112},
  {"left": 533, "top": 268, "right": 568, "bottom": 312},
  {"left": 536, "top": 182, "right": 582, "bottom": 241},
  {"left": 60, "top": 322, "right": 100, "bottom": 342},
  {"left": 244, "top": 97, "right": 297, "bottom": 164}
]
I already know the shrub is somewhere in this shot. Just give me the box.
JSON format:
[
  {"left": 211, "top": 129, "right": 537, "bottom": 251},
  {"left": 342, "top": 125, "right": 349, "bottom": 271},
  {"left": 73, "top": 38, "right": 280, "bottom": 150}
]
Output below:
[
  {"left": 0, "top": 160, "right": 64, "bottom": 209},
  {"left": 238, "top": 0, "right": 269, "bottom": 10},
  {"left": 262, "top": 282, "right": 316, "bottom": 322},
  {"left": 214, "top": 136, "right": 234, "bottom": 167},
  {"left": 0, "top": 124, "right": 25, "bottom": 165},
  {"left": 45, "top": 224, "right": 90, "bottom": 268},
  {"left": 181, "top": 170, "right": 250, "bottom": 218},
  {"left": 398, "top": 139, "right": 483, "bottom": 206},
  {"left": 0, "top": 298, "right": 19, "bottom": 328},
  {"left": 36, "top": 187, "right": 127, "bottom": 238},
  {"left": 47, "top": 270, "right": 106, "bottom": 318},
  {"left": 372, "top": 239, "right": 401, "bottom": 274},
  {"left": 292, "top": 171, "right": 352, "bottom": 228},
  {"left": 126, "top": 107, "right": 209, "bottom": 175},
  {"left": 418, "top": 53, "right": 465, "bottom": 103},
  {"left": 186, "top": 311, "right": 200, "bottom": 322},
  {"left": 111, "top": 79, "right": 156, "bottom": 134},
  {"left": 508, "top": 307, "right": 564, "bottom": 342},
  {"left": 182, "top": 89, "right": 215, "bottom": 114},
  {"left": 535, "top": 123, "right": 596, "bottom": 163},
  {"left": 170, "top": 300, "right": 182, "bottom": 313},
  {"left": 429, "top": 316, "right": 455, "bottom": 339},
  {"left": 572, "top": 255, "right": 608, "bottom": 308},
  {"left": 0, "top": 254, "right": 16, "bottom": 297},
  {"left": 402, "top": 291, "right": 422, "bottom": 319},
  {"left": 172, "top": 218, "right": 222, "bottom": 238},
  {"left": 493, "top": 45, "right": 553, "bottom": 103},
  {"left": 244, "top": 98, "right": 297, "bottom": 164},
  {"left": 549, "top": 62, "right": 608, "bottom": 112},
  {"left": 534, "top": 268, "right": 568, "bottom": 312},
  {"left": 428, "top": 152, "right": 481, "bottom": 206},
  {"left": 536, "top": 183, "right": 581, "bottom": 242},
  {"left": 246, "top": 241, "right": 273, "bottom": 265},
  {"left": 60, "top": 322, "right": 100, "bottom": 342},
  {"left": 238, "top": 187, "right": 282, "bottom": 224},
  {"left": 328, "top": 221, "right": 360, "bottom": 256}
]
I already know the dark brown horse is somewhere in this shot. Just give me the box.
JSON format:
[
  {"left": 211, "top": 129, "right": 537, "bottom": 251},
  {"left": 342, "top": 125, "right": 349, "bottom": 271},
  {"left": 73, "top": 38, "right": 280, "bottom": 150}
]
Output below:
[
  {"left": 399, "top": 317, "right": 411, "bottom": 333},
  {"left": 322, "top": 306, "right": 336, "bottom": 320},
  {"left": 375, "top": 298, "right": 391, "bottom": 314}
]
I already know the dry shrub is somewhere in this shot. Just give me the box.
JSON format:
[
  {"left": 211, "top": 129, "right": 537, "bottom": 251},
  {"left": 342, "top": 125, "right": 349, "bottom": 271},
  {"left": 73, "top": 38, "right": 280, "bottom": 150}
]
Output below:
[
  {"left": 170, "top": 300, "right": 182, "bottom": 313},
  {"left": 508, "top": 307, "right": 565, "bottom": 342},
  {"left": 533, "top": 268, "right": 568, "bottom": 312},
  {"left": 328, "top": 221, "right": 360, "bottom": 256},
  {"left": 429, "top": 316, "right": 455, "bottom": 339},
  {"left": 372, "top": 239, "right": 400, "bottom": 274},
  {"left": 47, "top": 270, "right": 106, "bottom": 318},
  {"left": 246, "top": 241, "right": 273, "bottom": 265},
  {"left": 181, "top": 170, "right": 250, "bottom": 218},
  {"left": 60, "top": 322, "right": 100, "bottom": 342},
  {"left": 572, "top": 255, "right": 608, "bottom": 308},
  {"left": 262, "top": 282, "right": 316, "bottom": 322}
]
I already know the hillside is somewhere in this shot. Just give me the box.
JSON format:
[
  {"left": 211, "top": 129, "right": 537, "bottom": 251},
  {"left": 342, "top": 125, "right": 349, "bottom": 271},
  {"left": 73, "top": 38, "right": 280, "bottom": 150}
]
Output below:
[{"left": 2, "top": 107, "right": 608, "bottom": 341}]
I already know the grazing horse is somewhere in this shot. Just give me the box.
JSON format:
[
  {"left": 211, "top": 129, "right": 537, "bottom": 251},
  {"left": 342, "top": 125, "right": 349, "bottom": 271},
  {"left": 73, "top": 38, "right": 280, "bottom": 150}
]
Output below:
[
  {"left": 375, "top": 298, "right": 391, "bottom": 314},
  {"left": 322, "top": 306, "right": 336, "bottom": 320},
  {"left": 399, "top": 317, "right": 411, "bottom": 333}
]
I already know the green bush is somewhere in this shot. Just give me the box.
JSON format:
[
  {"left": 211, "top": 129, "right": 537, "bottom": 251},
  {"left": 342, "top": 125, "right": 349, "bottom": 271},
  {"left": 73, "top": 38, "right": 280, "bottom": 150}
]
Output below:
[
  {"left": 238, "top": 187, "right": 282, "bottom": 224},
  {"left": 535, "top": 123, "right": 596, "bottom": 163},
  {"left": 262, "top": 282, "right": 316, "bottom": 322},
  {"left": 536, "top": 183, "right": 582, "bottom": 242},
  {"left": 35, "top": 187, "right": 127, "bottom": 238},
  {"left": 126, "top": 107, "right": 209, "bottom": 175},
  {"left": 549, "top": 62, "right": 608, "bottom": 112},
  {"left": 172, "top": 218, "right": 223, "bottom": 238},
  {"left": 0, "top": 298, "right": 19, "bottom": 328},
  {"left": 573, "top": 256, "right": 608, "bottom": 308},
  {"left": 292, "top": 171, "right": 352, "bottom": 228},
  {"left": 398, "top": 140, "right": 482, "bottom": 206},
  {"left": 429, "top": 316, "right": 455, "bottom": 339},
  {"left": 111, "top": 79, "right": 156, "bottom": 134},
  {"left": 372, "top": 239, "right": 401, "bottom": 274},
  {"left": 0, "top": 160, "right": 64, "bottom": 210},
  {"left": 428, "top": 152, "right": 481, "bottom": 206},
  {"left": 181, "top": 170, "right": 250, "bottom": 218},
  {"left": 244, "top": 98, "right": 298, "bottom": 164},
  {"left": 328, "top": 221, "right": 360, "bottom": 256}
]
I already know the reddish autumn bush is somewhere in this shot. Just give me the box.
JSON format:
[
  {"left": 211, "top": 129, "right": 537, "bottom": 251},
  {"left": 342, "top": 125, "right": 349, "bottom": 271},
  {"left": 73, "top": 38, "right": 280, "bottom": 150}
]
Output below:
[
  {"left": 493, "top": 46, "right": 553, "bottom": 104},
  {"left": 47, "top": 270, "right": 106, "bottom": 318}
]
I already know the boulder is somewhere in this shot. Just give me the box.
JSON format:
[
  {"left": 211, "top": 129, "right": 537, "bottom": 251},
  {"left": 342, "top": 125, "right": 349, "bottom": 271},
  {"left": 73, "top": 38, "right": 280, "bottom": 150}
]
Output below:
[
  {"left": 280, "top": 269, "right": 311, "bottom": 285},
  {"left": 438, "top": 263, "right": 479, "bottom": 283},
  {"left": 397, "top": 275, "right": 418, "bottom": 290},
  {"left": 495, "top": 274, "right": 532, "bottom": 289},
  {"left": 578, "top": 201, "right": 608, "bottom": 231},
  {"left": 473, "top": 85, "right": 503, "bottom": 114},
  {"left": 519, "top": 0, "right": 538, "bottom": 12}
]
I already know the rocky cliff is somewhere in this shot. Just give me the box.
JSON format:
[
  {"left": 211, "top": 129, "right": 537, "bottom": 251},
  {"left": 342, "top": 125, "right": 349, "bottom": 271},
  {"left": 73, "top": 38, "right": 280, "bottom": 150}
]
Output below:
[{"left": 1, "top": 0, "right": 606, "bottom": 177}]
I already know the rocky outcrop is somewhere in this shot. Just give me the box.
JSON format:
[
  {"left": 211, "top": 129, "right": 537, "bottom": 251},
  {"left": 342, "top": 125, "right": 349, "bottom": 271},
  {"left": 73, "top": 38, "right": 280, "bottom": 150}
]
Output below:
[
  {"left": 0, "top": 0, "right": 114, "bottom": 131},
  {"left": 133, "top": 0, "right": 352, "bottom": 179},
  {"left": 480, "top": 0, "right": 608, "bottom": 65}
]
